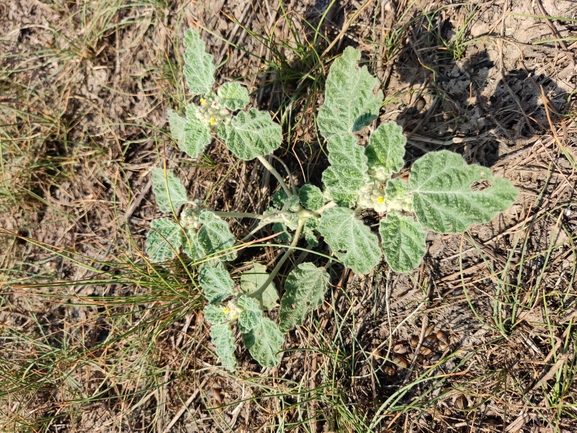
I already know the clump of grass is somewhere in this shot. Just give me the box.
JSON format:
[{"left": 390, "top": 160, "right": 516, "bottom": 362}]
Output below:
[{"left": 0, "top": 232, "right": 207, "bottom": 431}]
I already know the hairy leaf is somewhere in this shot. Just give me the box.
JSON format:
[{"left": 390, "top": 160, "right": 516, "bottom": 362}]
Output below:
[
  {"left": 385, "top": 179, "right": 413, "bottom": 213},
  {"left": 199, "top": 261, "right": 234, "bottom": 304},
  {"left": 237, "top": 295, "right": 262, "bottom": 333},
  {"left": 181, "top": 226, "right": 202, "bottom": 261},
  {"left": 272, "top": 222, "right": 291, "bottom": 243},
  {"left": 167, "top": 109, "right": 187, "bottom": 146},
  {"left": 298, "top": 183, "right": 324, "bottom": 211},
  {"left": 182, "top": 210, "right": 236, "bottom": 261},
  {"left": 210, "top": 323, "right": 236, "bottom": 371},
  {"left": 318, "top": 207, "right": 381, "bottom": 274},
  {"left": 240, "top": 263, "right": 278, "bottom": 311},
  {"left": 217, "top": 82, "right": 249, "bottom": 111},
  {"left": 197, "top": 210, "right": 237, "bottom": 260},
  {"left": 366, "top": 122, "right": 406, "bottom": 181},
  {"left": 279, "top": 263, "right": 330, "bottom": 332},
  {"left": 168, "top": 106, "right": 212, "bottom": 159},
  {"left": 318, "top": 47, "right": 383, "bottom": 138},
  {"left": 410, "top": 151, "right": 518, "bottom": 233},
  {"left": 283, "top": 195, "right": 301, "bottom": 213},
  {"left": 322, "top": 134, "right": 369, "bottom": 207},
  {"left": 379, "top": 213, "right": 427, "bottom": 273},
  {"left": 151, "top": 168, "right": 188, "bottom": 213},
  {"left": 146, "top": 218, "right": 182, "bottom": 262},
  {"left": 217, "top": 108, "right": 282, "bottom": 160},
  {"left": 272, "top": 189, "right": 289, "bottom": 208},
  {"left": 304, "top": 230, "right": 319, "bottom": 247},
  {"left": 183, "top": 29, "right": 215, "bottom": 96},
  {"left": 242, "top": 317, "right": 283, "bottom": 368},
  {"left": 303, "top": 217, "right": 320, "bottom": 247},
  {"left": 204, "top": 304, "right": 227, "bottom": 324}
]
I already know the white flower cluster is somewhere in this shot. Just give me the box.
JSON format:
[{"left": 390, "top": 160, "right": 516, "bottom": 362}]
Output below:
[
  {"left": 357, "top": 180, "right": 388, "bottom": 213},
  {"left": 196, "top": 96, "right": 230, "bottom": 126},
  {"left": 180, "top": 208, "right": 201, "bottom": 230},
  {"left": 223, "top": 302, "right": 240, "bottom": 321}
]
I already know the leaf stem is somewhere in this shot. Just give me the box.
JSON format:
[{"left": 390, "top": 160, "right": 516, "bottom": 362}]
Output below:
[
  {"left": 212, "top": 211, "right": 264, "bottom": 220},
  {"left": 268, "top": 154, "right": 298, "bottom": 195},
  {"left": 315, "top": 200, "right": 337, "bottom": 214},
  {"left": 248, "top": 218, "right": 304, "bottom": 300},
  {"left": 257, "top": 155, "right": 293, "bottom": 197}
]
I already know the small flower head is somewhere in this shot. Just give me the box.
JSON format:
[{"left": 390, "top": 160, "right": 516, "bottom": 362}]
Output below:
[
  {"left": 180, "top": 208, "right": 201, "bottom": 230},
  {"left": 224, "top": 302, "right": 240, "bottom": 321},
  {"left": 357, "top": 180, "right": 388, "bottom": 213}
]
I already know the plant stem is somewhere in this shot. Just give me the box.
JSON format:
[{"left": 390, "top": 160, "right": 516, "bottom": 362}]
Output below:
[
  {"left": 257, "top": 155, "right": 292, "bottom": 197},
  {"left": 315, "top": 200, "right": 337, "bottom": 214},
  {"left": 248, "top": 218, "right": 304, "bottom": 300},
  {"left": 211, "top": 211, "right": 264, "bottom": 220},
  {"left": 268, "top": 154, "right": 297, "bottom": 195}
]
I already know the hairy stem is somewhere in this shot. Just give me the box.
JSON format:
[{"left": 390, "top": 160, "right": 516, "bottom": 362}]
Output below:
[
  {"left": 211, "top": 211, "right": 264, "bottom": 220},
  {"left": 315, "top": 200, "right": 337, "bottom": 214},
  {"left": 248, "top": 218, "right": 304, "bottom": 300},
  {"left": 268, "top": 154, "right": 297, "bottom": 195},
  {"left": 257, "top": 155, "right": 292, "bottom": 197}
]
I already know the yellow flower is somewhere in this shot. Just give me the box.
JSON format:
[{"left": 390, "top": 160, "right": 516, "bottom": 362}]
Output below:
[
  {"left": 376, "top": 196, "right": 385, "bottom": 204},
  {"left": 209, "top": 117, "right": 217, "bottom": 125},
  {"left": 200, "top": 97, "right": 207, "bottom": 105}
]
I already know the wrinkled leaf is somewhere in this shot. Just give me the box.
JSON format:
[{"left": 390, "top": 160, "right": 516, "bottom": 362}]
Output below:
[
  {"left": 181, "top": 210, "right": 236, "bottom": 261},
  {"left": 366, "top": 122, "right": 406, "bottom": 181},
  {"left": 318, "top": 46, "right": 383, "bottom": 139},
  {"left": 410, "top": 151, "right": 518, "bottom": 233},
  {"left": 217, "top": 108, "right": 282, "bottom": 160},
  {"left": 197, "top": 210, "right": 236, "bottom": 260},
  {"left": 318, "top": 207, "right": 381, "bottom": 274},
  {"left": 272, "top": 189, "right": 289, "bottom": 208},
  {"left": 168, "top": 109, "right": 188, "bottom": 146},
  {"left": 298, "top": 183, "right": 325, "bottom": 211},
  {"left": 146, "top": 218, "right": 182, "bottom": 262},
  {"left": 322, "top": 134, "right": 370, "bottom": 207},
  {"left": 282, "top": 195, "right": 301, "bottom": 213},
  {"left": 168, "top": 106, "right": 212, "bottom": 159},
  {"left": 272, "top": 222, "right": 291, "bottom": 243},
  {"left": 183, "top": 29, "right": 215, "bottom": 96},
  {"left": 303, "top": 217, "right": 320, "bottom": 247},
  {"left": 151, "top": 168, "right": 188, "bottom": 213},
  {"left": 279, "top": 263, "right": 330, "bottom": 332},
  {"left": 210, "top": 323, "right": 236, "bottom": 371},
  {"left": 237, "top": 295, "right": 262, "bottom": 333},
  {"left": 217, "top": 82, "right": 250, "bottom": 111},
  {"left": 204, "top": 304, "right": 227, "bottom": 325},
  {"left": 199, "top": 261, "right": 234, "bottom": 304},
  {"left": 240, "top": 263, "right": 279, "bottom": 311},
  {"left": 384, "top": 179, "right": 413, "bottom": 213},
  {"left": 304, "top": 229, "right": 319, "bottom": 247},
  {"left": 379, "top": 213, "right": 427, "bottom": 273},
  {"left": 181, "top": 226, "right": 202, "bottom": 261},
  {"left": 242, "top": 317, "right": 283, "bottom": 368}
]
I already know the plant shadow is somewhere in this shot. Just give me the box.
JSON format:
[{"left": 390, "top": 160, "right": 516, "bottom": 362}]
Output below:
[{"left": 392, "top": 10, "right": 572, "bottom": 167}]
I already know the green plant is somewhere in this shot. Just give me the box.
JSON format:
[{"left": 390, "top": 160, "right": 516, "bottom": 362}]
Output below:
[{"left": 145, "top": 29, "right": 518, "bottom": 370}]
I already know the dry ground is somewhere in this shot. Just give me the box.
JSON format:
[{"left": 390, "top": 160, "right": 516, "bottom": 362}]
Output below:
[{"left": 1, "top": 0, "right": 577, "bottom": 432}]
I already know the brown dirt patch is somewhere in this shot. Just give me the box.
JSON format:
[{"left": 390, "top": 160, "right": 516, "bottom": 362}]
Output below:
[{"left": 1, "top": 0, "right": 576, "bottom": 432}]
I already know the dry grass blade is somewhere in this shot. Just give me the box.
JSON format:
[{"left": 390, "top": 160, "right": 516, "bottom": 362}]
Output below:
[{"left": 1, "top": 0, "right": 577, "bottom": 432}]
